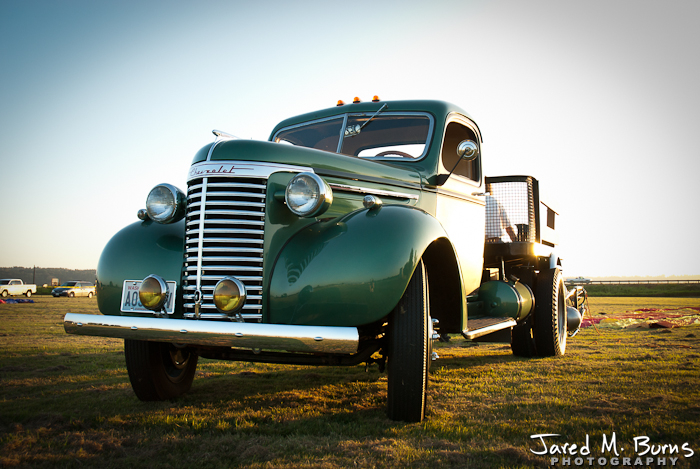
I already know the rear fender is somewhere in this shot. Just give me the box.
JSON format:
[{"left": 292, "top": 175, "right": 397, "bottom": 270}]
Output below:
[
  {"left": 96, "top": 220, "right": 185, "bottom": 317},
  {"left": 268, "top": 205, "right": 465, "bottom": 327}
]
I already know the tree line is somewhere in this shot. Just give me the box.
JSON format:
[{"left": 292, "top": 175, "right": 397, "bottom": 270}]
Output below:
[{"left": 0, "top": 267, "right": 96, "bottom": 285}]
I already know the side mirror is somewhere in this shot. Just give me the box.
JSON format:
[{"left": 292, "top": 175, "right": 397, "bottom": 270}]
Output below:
[{"left": 457, "top": 140, "right": 479, "bottom": 161}]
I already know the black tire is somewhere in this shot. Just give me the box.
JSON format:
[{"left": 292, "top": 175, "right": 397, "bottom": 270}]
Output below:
[
  {"left": 87, "top": 291, "right": 93, "bottom": 299},
  {"left": 69, "top": 292, "right": 75, "bottom": 298},
  {"left": 124, "top": 339, "right": 198, "bottom": 401},
  {"left": 387, "top": 260, "right": 430, "bottom": 422},
  {"left": 533, "top": 268, "right": 567, "bottom": 356},
  {"left": 511, "top": 315, "right": 536, "bottom": 357},
  {"left": 25, "top": 290, "right": 32, "bottom": 298},
  {"left": 1, "top": 290, "right": 7, "bottom": 298}
]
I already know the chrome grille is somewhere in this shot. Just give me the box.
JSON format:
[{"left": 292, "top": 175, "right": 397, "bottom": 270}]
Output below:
[{"left": 183, "top": 176, "right": 266, "bottom": 321}]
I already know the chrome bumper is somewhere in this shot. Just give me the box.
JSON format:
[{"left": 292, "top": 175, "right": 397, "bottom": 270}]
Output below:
[{"left": 64, "top": 313, "right": 359, "bottom": 354}]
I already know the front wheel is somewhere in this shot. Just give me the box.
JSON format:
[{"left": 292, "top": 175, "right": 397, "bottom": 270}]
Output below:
[
  {"left": 124, "top": 340, "right": 198, "bottom": 401},
  {"left": 69, "top": 292, "right": 75, "bottom": 298},
  {"left": 87, "top": 291, "right": 93, "bottom": 298},
  {"left": 1, "top": 290, "right": 7, "bottom": 298},
  {"left": 533, "top": 268, "right": 567, "bottom": 356},
  {"left": 387, "top": 260, "right": 430, "bottom": 422}
]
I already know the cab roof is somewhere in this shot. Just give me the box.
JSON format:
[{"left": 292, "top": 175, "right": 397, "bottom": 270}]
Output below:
[{"left": 269, "top": 100, "right": 476, "bottom": 140}]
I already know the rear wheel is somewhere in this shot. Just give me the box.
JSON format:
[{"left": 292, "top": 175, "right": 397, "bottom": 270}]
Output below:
[
  {"left": 87, "top": 291, "right": 93, "bottom": 298},
  {"left": 387, "top": 260, "right": 430, "bottom": 422},
  {"left": 533, "top": 268, "right": 567, "bottom": 356},
  {"left": 511, "top": 315, "right": 536, "bottom": 357},
  {"left": 124, "top": 340, "right": 198, "bottom": 401},
  {"left": 25, "top": 290, "right": 32, "bottom": 298}
]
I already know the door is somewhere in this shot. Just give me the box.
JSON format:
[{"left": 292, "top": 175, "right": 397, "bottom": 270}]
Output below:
[{"left": 434, "top": 116, "right": 485, "bottom": 296}]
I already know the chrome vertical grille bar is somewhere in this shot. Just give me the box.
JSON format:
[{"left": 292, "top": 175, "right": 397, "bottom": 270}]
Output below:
[{"left": 195, "top": 177, "right": 208, "bottom": 309}]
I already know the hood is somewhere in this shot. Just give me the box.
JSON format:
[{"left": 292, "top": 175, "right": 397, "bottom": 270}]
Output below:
[{"left": 191, "top": 139, "right": 423, "bottom": 188}]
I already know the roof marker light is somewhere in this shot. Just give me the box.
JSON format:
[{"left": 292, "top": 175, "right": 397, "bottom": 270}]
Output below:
[
  {"left": 337, "top": 100, "right": 345, "bottom": 106},
  {"left": 372, "top": 95, "right": 380, "bottom": 102},
  {"left": 353, "top": 97, "right": 361, "bottom": 103}
]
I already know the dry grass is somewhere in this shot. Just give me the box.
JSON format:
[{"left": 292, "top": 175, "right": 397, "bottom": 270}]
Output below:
[{"left": 1, "top": 296, "right": 699, "bottom": 468}]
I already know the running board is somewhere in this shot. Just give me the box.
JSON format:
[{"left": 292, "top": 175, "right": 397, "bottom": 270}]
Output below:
[{"left": 462, "top": 317, "right": 517, "bottom": 340}]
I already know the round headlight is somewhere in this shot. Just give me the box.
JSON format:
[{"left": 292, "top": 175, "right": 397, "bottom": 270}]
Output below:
[
  {"left": 285, "top": 172, "right": 333, "bottom": 217},
  {"left": 213, "top": 277, "right": 247, "bottom": 315},
  {"left": 146, "top": 184, "right": 186, "bottom": 224},
  {"left": 139, "top": 274, "right": 169, "bottom": 311}
]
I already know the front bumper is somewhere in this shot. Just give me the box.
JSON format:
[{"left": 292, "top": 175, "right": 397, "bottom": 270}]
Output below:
[{"left": 63, "top": 313, "right": 359, "bottom": 355}]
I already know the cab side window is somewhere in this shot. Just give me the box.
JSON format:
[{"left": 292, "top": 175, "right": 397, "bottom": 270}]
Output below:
[{"left": 441, "top": 122, "right": 480, "bottom": 182}]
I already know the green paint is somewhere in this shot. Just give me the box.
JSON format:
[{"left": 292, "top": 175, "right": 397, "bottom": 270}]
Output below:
[
  {"left": 268, "top": 205, "right": 452, "bottom": 326},
  {"left": 96, "top": 220, "right": 185, "bottom": 317}
]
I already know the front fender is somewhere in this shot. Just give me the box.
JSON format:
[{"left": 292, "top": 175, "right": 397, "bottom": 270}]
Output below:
[
  {"left": 268, "top": 205, "right": 454, "bottom": 326},
  {"left": 96, "top": 220, "right": 185, "bottom": 317}
]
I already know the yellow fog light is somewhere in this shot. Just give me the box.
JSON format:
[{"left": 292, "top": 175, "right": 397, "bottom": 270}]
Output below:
[
  {"left": 139, "top": 274, "right": 169, "bottom": 311},
  {"left": 213, "top": 277, "right": 247, "bottom": 314}
]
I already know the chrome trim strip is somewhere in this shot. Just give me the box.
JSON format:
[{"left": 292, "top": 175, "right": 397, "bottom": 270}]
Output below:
[
  {"left": 183, "top": 293, "right": 262, "bottom": 301},
  {"left": 185, "top": 246, "right": 263, "bottom": 253},
  {"left": 206, "top": 140, "right": 225, "bottom": 162},
  {"left": 189, "top": 200, "right": 266, "bottom": 208},
  {"left": 185, "top": 241, "right": 263, "bottom": 249},
  {"left": 183, "top": 275, "right": 262, "bottom": 280},
  {"left": 184, "top": 285, "right": 262, "bottom": 292},
  {"left": 183, "top": 302, "right": 262, "bottom": 308},
  {"left": 316, "top": 168, "right": 422, "bottom": 190},
  {"left": 195, "top": 177, "right": 208, "bottom": 298},
  {"left": 185, "top": 265, "right": 262, "bottom": 272},
  {"left": 329, "top": 183, "right": 419, "bottom": 200},
  {"left": 186, "top": 219, "right": 264, "bottom": 227},
  {"left": 436, "top": 187, "right": 486, "bottom": 205},
  {"left": 64, "top": 313, "right": 359, "bottom": 354},
  {"left": 186, "top": 209, "right": 266, "bottom": 218},
  {"left": 200, "top": 229, "right": 266, "bottom": 235},
  {"left": 188, "top": 161, "right": 311, "bottom": 182},
  {"left": 189, "top": 183, "right": 267, "bottom": 192}
]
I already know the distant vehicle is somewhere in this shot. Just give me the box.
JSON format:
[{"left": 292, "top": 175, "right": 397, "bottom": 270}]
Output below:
[
  {"left": 52, "top": 281, "right": 96, "bottom": 298},
  {"left": 0, "top": 279, "right": 37, "bottom": 298},
  {"left": 567, "top": 277, "right": 591, "bottom": 284}
]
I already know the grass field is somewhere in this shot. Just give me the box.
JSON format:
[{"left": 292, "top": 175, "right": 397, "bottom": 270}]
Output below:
[
  {"left": 1, "top": 297, "right": 699, "bottom": 468},
  {"left": 581, "top": 284, "right": 700, "bottom": 298}
]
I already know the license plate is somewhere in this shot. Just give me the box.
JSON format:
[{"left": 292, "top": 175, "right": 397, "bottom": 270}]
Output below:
[{"left": 121, "top": 280, "right": 177, "bottom": 314}]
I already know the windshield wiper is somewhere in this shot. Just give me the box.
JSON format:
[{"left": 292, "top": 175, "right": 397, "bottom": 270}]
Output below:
[
  {"left": 359, "top": 103, "right": 388, "bottom": 131},
  {"left": 345, "top": 103, "right": 388, "bottom": 137},
  {"left": 357, "top": 103, "right": 389, "bottom": 133}
]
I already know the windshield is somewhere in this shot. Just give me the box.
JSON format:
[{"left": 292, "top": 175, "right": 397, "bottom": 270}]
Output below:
[
  {"left": 274, "top": 113, "right": 432, "bottom": 161},
  {"left": 275, "top": 117, "right": 344, "bottom": 152}
]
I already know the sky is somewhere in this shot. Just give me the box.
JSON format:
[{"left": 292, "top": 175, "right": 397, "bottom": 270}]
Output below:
[{"left": 1, "top": 0, "right": 699, "bottom": 277}]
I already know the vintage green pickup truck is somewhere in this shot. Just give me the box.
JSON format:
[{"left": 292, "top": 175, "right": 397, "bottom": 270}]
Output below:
[{"left": 64, "top": 98, "right": 588, "bottom": 422}]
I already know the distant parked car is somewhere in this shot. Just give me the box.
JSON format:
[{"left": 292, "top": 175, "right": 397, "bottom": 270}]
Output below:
[
  {"left": 566, "top": 277, "right": 591, "bottom": 285},
  {"left": 0, "top": 279, "right": 37, "bottom": 298},
  {"left": 52, "top": 281, "right": 96, "bottom": 298}
]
